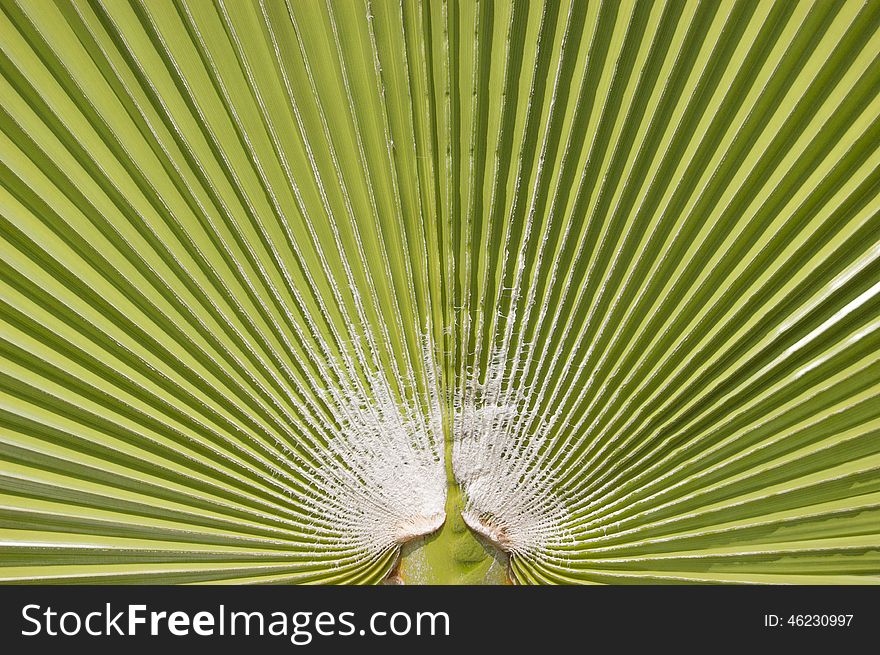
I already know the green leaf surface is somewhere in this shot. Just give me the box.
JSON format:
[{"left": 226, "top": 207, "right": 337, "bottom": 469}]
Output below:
[{"left": 1, "top": 0, "right": 878, "bottom": 584}]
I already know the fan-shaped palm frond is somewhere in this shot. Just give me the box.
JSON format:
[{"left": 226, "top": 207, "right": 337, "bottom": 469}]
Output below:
[{"left": 1, "top": 0, "right": 878, "bottom": 584}]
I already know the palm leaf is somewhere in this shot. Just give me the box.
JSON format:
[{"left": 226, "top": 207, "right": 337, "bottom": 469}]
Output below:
[{"left": 1, "top": 0, "right": 878, "bottom": 584}]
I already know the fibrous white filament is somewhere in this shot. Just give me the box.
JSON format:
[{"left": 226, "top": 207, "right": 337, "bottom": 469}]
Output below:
[
  {"left": 304, "top": 352, "right": 447, "bottom": 558},
  {"left": 452, "top": 347, "right": 573, "bottom": 558}
]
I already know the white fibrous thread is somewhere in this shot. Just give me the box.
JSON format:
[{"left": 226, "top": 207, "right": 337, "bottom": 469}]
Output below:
[
  {"left": 298, "top": 343, "right": 447, "bottom": 561},
  {"left": 452, "top": 347, "right": 573, "bottom": 558},
  {"left": 316, "top": 380, "right": 446, "bottom": 554}
]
